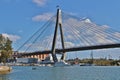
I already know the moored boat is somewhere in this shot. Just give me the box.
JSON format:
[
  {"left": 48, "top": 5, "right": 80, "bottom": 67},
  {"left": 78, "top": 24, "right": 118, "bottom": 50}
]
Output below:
[{"left": 54, "top": 60, "right": 70, "bottom": 67}]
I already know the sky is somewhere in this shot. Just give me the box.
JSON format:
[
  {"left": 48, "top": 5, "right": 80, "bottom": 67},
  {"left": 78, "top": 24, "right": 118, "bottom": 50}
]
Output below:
[{"left": 0, "top": 0, "right": 120, "bottom": 59}]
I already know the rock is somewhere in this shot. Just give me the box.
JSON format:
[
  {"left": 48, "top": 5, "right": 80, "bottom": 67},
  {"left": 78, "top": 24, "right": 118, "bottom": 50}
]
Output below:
[{"left": 0, "top": 66, "right": 12, "bottom": 75}]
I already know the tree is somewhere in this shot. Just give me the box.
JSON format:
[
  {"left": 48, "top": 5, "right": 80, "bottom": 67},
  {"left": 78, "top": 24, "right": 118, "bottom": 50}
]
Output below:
[{"left": 0, "top": 34, "right": 13, "bottom": 63}]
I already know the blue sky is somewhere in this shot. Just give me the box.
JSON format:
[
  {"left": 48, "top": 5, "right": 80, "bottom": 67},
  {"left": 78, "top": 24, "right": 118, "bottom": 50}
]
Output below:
[{"left": 0, "top": 0, "right": 120, "bottom": 59}]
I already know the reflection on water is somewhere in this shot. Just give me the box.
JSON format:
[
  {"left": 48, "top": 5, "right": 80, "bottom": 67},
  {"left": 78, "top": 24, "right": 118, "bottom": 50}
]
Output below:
[
  {"left": 0, "top": 66, "right": 120, "bottom": 80},
  {"left": 0, "top": 75, "right": 8, "bottom": 80}
]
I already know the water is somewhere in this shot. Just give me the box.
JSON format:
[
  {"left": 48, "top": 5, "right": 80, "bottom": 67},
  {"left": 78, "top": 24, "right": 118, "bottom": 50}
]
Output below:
[{"left": 0, "top": 66, "right": 120, "bottom": 80}]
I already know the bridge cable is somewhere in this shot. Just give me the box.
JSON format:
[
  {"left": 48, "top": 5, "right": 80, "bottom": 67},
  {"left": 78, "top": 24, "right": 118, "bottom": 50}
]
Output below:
[
  {"left": 25, "top": 16, "right": 56, "bottom": 52},
  {"left": 61, "top": 11, "right": 119, "bottom": 45},
  {"left": 17, "top": 15, "right": 56, "bottom": 51},
  {"left": 62, "top": 12, "right": 96, "bottom": 46},
  {"left": 21, "top": 15, "right": 56, "bottom": 52}
]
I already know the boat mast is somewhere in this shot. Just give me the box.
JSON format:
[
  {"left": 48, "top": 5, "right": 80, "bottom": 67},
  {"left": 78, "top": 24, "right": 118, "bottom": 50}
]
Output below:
[{"left": 90, "top": 50, "right": 94, "bottom": 64}]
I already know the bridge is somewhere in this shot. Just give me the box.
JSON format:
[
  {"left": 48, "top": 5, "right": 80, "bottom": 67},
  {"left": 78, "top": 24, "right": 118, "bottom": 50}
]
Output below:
[{"left": 17, "top": 8, "right": 120, "bottom": 63}]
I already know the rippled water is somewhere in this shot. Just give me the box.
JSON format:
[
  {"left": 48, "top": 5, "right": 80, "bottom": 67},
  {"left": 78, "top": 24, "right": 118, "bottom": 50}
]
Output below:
[{"left": 0, "top": 66, "right": 120, "bottom": 80}]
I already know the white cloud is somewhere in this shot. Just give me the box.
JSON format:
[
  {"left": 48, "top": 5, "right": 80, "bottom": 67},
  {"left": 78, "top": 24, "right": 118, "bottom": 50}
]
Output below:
[
  {"left": 113, "top": 32, "right": 120, "bottom": 38},
  {"left": 2, "top": 33, "right": 21, "bottom": 42},
  {"left": 94, "top": 34, "right": 114, "bottom": 44},
  {"left": 32, "top": 0, "right": 47, "bottom": 6},
  {"left": 65, "top": 42, "right": 75, "bottom": 48},
  {"left": 20, "top": 15, "right": 120, "bottom": 52},
  {"left": 32, "top": 13, "right": 53, "bottom": 21},
  {"left": 62, "top": 17, "right": 118, "bottom": 46}
]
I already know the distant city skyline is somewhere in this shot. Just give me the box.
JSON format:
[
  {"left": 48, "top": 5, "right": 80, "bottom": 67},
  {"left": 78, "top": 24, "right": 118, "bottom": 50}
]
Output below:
[{"left": 0, "top": 0, "right": 120, "bottom": 59}]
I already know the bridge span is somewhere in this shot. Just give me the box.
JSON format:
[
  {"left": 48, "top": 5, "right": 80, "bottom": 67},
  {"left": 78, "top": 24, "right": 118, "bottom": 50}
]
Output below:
[
  {"left": 17, "top": 8, "right": 120, "bottom": 62},
  {"left": 20, "top": 43, "right": 120, "bottom": 56}
]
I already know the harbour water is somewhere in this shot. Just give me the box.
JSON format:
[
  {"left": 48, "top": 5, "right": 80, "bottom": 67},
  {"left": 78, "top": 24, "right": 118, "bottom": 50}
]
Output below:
[{"left": 0, "top": 66, "right": 120, "bottom": 80}]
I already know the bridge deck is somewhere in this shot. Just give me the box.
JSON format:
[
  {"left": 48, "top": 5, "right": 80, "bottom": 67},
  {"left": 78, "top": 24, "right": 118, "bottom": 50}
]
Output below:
[{"left": 20, "top": 43, "right": 120, "bottom": 56}]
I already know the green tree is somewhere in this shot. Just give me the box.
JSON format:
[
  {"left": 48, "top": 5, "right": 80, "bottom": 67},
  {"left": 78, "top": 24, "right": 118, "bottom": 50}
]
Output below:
[{"left": 0, "top": 34, "right": 13, "bottom": 63}]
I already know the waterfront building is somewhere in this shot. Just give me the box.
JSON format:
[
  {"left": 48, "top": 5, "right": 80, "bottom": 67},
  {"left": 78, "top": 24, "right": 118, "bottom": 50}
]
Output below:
[{"left": 13, "top": 51, "right": 49, "bottom": 62}]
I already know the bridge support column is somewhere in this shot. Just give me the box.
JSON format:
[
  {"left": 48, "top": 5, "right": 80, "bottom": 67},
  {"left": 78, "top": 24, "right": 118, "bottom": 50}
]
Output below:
[
  {"left": 51, "top": 9, "right": 61, "bottom": 63},
  {"left": 51, "top": 8, "right": 66, "bottom": 63},
  {"left": 59, "top": 23, "right": 66, "bottom": 61}
]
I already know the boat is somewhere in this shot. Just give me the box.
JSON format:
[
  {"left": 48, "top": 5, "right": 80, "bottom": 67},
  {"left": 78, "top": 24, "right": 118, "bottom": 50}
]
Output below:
[
  {"left": 0, "top": 66, "right": 12, "bottom": 74},
  {"left": 54, "top": 60, "right": 70, "bottom": 67},
  {"left": 80, "top": 63, "right": 95, "bottom": 66}
]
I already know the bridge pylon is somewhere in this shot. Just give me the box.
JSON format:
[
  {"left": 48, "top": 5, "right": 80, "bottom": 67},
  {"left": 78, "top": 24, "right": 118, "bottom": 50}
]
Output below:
[{"left": 51, "top": 8, "right": 66, "bottom": 63}]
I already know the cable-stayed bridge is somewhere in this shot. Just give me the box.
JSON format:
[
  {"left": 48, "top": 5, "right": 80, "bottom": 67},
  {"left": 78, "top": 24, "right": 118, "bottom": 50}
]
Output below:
[{"left": 17, "top": 9, "right": 120, "bottom": 62}]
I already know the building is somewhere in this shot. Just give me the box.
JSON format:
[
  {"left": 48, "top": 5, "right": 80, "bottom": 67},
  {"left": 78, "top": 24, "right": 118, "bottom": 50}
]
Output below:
[{"left": 13, "top": 51, "right": 50, "bottom": 62}]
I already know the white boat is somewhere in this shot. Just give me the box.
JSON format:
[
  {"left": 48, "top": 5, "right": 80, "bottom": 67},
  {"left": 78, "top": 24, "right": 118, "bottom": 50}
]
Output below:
[
  {"left": 80, "top": 63, "right": 95, "bottom": 66},
  {"left": 54, "top": 60, "right": 70, "bottom": 67}
]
